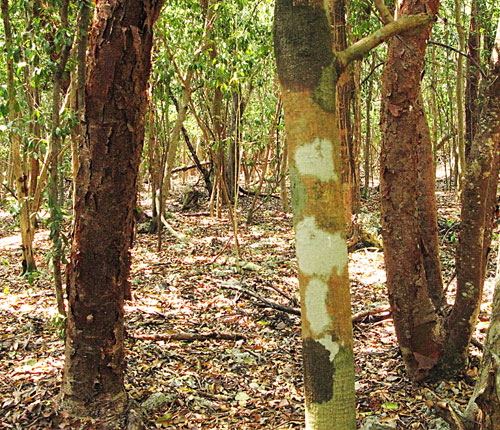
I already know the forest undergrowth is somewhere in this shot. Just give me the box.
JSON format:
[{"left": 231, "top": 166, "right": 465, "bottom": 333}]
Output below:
[{"left": 0, "top": 178, "right": 495, "bottom": 429}]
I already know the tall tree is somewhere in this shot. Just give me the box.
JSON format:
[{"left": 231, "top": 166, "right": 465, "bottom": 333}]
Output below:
[
  {"left": 379, "top": 0, "right": 443, "bottom": 380},
  {"left": 381, "top": 0, "right": 500, "bottom": 379},
  {"left": 1, "top": 0, "right": 37, "bottom": 273},
  {"left": 430, "top": 24, "right": 500, "bottom": 428},
  {"left": 274, "top": 0, "right": 432, "bottom": 427},
  {"left": 58, "top": 0, "right": 164, "bottom": 424},
  {"left": 465, "top": 0, "right": 481, "bottom": 156}
]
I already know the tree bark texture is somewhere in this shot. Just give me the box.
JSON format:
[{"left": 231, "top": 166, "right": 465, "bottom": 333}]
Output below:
[
  {"left": 59, "top": 0, "right": 163, "bottom": 421},
  {"left": 464, "top": 275, "right": 500, "bottom": 430},
  {"left": 2, "top": 0, "right": 37, "bottom": 273},
  {"left": 274, "top": 1, "right": 356, "bottom": 428},
  {"left": 465, "top": 0, "right": 480, "bottom": 157},
  {"left": 379, "top": 0, "right": 443, "bottom": 379},
  {"left": 460, "top": 24, "right": 500, "bottom": 425},
  {"left": 330, "top": 0, "right": 355, "bottom": 233},
  {"left": 445, "top": 19, "right": 500, "bottom": 372},
  {"left": 382, "top": 0, "right": 500, "bottom": 380},
  {"left": 454, "top": 0, "right": 467, "bottom": 186}
]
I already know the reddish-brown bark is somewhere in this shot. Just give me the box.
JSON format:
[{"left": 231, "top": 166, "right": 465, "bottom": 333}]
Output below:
[
  {"left": 380, "top": 0, "right": 443, "bottom": 379},
  {"left": 381, "top": 0, "right": 500, "bottom": 380},
  {"left": 445, "top": 29, "right": 500, "bottom": 370},
  {"left": 59, "top": 0, "right": 163, "bottom": 421}
]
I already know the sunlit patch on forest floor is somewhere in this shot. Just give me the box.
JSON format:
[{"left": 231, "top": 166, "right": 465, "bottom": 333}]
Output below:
[{"left": 0, "top": 181, "right": 496, "bottom": 429}]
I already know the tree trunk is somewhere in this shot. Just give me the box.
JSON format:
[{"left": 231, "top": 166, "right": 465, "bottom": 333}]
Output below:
[
  {"left": 330, "top": 0, "right": 355, "bottom": 234},
  {"left": 48, "top": 0, "right": 72, "bottom": 317},
  {"left": 379, "top": 0, "right": 443, "bottom": 379},
  {"left": 454, "top": 0, "right": 467, "bottom": 186},
  {"left": 275, "top": 0, "right": 433, "bottom": 422},
  {"left": 274, "top": 2, "right": 355, "bottom": 428},
  {"left": 363, "top": 56, "right": 375, "bottom": 198},
  {"left": 464, "top": 275, "right": 500, "bottom": 430},
  {"left": 2, "top": 0, "right": 37, "bottom": 274},
  {"left": 465, "top": 0, "right": 480, "bottom": 157},
  {"left": 59, "top": 0, "right": 163, "bottom": 422},
  {"left": 444, "top": 18, "right": 500, "bottom": 373}
]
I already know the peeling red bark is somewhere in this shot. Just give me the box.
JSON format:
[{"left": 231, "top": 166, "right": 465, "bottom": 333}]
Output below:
[
  {"left": 379, "top": 0, "right": 443, "bottom": 379},
  {"left": 445, "top": 29, "right": 500, "bottom": 370},
  {"left": 59, "top": 0, "right": 163, "bottom": 421},
  {"left": 381, "top": 0, "right": 500, "bottom": 379}
]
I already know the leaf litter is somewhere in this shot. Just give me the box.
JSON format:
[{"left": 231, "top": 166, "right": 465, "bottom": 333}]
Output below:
[{"left": 0, "top": 181, "right": 495, "bottom": 429}]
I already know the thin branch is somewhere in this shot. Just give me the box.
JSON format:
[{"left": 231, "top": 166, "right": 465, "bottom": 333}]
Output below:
[
  {"left": 132, "top": 332, "right": 246, "bottom": 342},
  {"left": 360, "top": 62, "right": 385, "bottom": 86},
  {"left": 2, "top": 182, "right": 16, "bottom": 199},
  {"left": 222, "top": 284, "right": 301, "bottom": 316},
  {"left": 352, "top": 305, "right": 391, "bottom": 322},
  {"left": 428, "top": 40, "right": 487, "bottom": 78},
  {"left": 171, "top": 161, "right": 210, "bottom": 173},
  {"left": 373, "top": 0, "right": 394, "bottom": 24},
  {"left": 337, "top": 13, "right": 432, "bottom": 69}
]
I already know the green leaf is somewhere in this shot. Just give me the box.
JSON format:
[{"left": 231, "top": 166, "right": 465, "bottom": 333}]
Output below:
[{"left": 382, "top": 401, "right": 399, "bottom": 410}]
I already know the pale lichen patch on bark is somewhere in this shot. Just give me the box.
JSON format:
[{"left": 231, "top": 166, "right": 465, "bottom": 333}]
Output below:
[
  {"left": 318, "top": 336, "right": 340, "bottom": 362},
  {"left": 305, "top": 278, "right": 330, "bottom": 335},
  {"left": 295, "top": 216, "right": 347, "bottom": 278},
  {"left": 295, "top": 137, "right": 338, "bottom": 182}
]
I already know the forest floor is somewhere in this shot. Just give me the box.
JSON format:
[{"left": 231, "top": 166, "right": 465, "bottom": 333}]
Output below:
[{"left": 0, "top": 178, "right": 496, "bottom": 429}]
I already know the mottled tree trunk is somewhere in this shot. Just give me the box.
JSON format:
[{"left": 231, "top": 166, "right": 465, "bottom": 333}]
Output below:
[
  {"left": 59, "top": 0, "right": 163, "bottom": 422},
  {"left": 274, "top": 2, "right": 355, "bottom": 427},
  {"left": 275, "top": 0, "right": 433, "bottom": 423},
  {"left": 379, "top": 0, "right": 444, "bottom": 379}
]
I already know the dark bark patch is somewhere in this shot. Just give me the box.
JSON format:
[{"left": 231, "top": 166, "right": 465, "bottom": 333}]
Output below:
[
  {"left": 303, "top": 338, "right": 334, "bottom": 404},
  {"left": 274, "top": 0, "right": 333, "bottom": 92}
]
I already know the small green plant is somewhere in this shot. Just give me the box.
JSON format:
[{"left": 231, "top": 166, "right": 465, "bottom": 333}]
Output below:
[
  {"left": 51, "top": 313, "right": 66, "bottom": 339},
  {"left": 22, "top": 270, "right": 39, "bottom": 286}
]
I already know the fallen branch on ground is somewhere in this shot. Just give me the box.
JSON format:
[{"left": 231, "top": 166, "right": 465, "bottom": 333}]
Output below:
[
  {"left": 221, "top": 284, "right": 301, "bottom": 316},
  {"left": 223, "top": 285, "right": 395, "bottom": 323},
  {"left": 263, "top": 281, "right": 298, "bottom": 306},
  {"left": 160, "top": 214, "right": 190, "bottom": 243},
  {"left": 239, "top": 186, "right": 280, "bottom": 199},
  {"left": 132, "top": 332, "right": 246, "bottom": 342},
  {"left": 351, "top": 305, "right": 391, "bottom": 322},
  {"left": 180, "top": 212, "right": 210, "bottom": 217}
]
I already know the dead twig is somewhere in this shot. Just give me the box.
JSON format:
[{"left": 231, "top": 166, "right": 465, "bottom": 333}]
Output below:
[
  {"left": 224, "top": 285, "right": 393, "bottom": 323},
  {"left": 352, "top": 305, "right": 391, "bottom": 323},
  {"left": 132, "top": 332, "right": 246, "bottom": 342},
  {"left": 263, "top": 281, "right": 298, "bottom": 306},
  {"left": 222, "top": 284, "right": 301, "bottom": 316}
]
